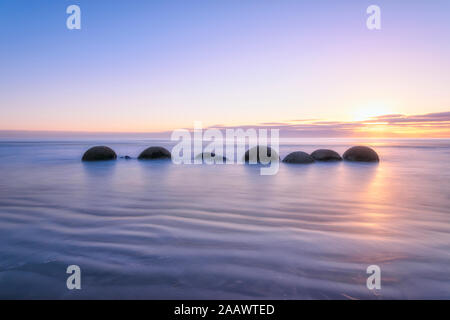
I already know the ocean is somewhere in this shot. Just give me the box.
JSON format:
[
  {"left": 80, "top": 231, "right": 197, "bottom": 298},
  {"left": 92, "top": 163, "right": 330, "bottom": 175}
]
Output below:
[{"left": 0, "top": 138, "right": 449, "bottom": 299}]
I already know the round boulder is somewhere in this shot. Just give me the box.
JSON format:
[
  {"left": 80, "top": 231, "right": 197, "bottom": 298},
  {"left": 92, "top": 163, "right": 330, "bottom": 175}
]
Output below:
[
  {"left": 138, "top": 146, "right": 171, "bottom": 160},
  {"left": 244, "top": 146, "right": 279, "bottom": 164},
  {"left": 343, "top": 146, "right": 379, "bottom": 162},
  {"left": 282, "top": 151, "right": 315, "bottom": 164},
  {"left": 82, "top": 146, "right": 117, "bottom": 161},
  {"left": 195, "top": 152, "right": 227, "bottom": 163},
  {"left": 311, "top": 149, "right": 342, "bottom": 161}
]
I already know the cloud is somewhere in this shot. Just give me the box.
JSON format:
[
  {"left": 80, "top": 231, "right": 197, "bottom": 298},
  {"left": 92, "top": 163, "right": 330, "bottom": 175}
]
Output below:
[
  {"left": 206, "top": 111, "right": 450, "bottom": 138},
  {"left": 1, "top": 111, "right": 449, "bottom": 139},
  {"left": 365, "top": 112, "right": 450, "bottom": 124}
]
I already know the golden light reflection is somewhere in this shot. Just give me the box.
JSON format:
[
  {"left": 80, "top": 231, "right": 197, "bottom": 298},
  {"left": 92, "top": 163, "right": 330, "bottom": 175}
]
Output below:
[
  {"left": 334, "top": 159, "right": 393, "bottom": 236},
  {"left": 358, "top": 163, "right": 393, "bottom": 236}
]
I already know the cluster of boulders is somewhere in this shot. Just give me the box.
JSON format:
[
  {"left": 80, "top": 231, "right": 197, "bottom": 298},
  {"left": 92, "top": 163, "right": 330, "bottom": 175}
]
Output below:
[
  {"left": 281, "top": 146, "right": 379, "bottom": 163},
  {"left": 242, "top": 146, "right": 379, "bottom": 163},
  {"left": 82, "top": 145, "right": 379, "bottom": 163},
  {"left": 82, "top": 146, "right": 171, "bottom": 162}
]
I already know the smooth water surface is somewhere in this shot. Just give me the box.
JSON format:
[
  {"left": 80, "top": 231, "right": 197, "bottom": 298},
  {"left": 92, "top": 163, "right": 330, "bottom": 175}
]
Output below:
[{"left": 0, "top": 138, "right": 449, "bottom": 299}]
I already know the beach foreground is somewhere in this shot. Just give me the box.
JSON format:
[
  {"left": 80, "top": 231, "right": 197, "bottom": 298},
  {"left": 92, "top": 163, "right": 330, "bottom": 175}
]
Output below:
[{"left": 0, "top": 138, "right": 449, "bottom": 299}]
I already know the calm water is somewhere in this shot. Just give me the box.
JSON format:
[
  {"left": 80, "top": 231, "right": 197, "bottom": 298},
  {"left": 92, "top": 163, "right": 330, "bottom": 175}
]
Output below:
[{"left": 0, "top": 138, "right": 449, "bottom": 299}]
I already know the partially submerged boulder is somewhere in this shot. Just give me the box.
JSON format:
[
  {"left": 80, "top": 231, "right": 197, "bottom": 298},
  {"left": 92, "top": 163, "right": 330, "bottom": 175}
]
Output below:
[
  {"left": 244, "top": 146, "right": 279, "bottom": 164},
  {"left": 343, "top": 146, "right": 379, "bottom": 162},
  {"left": 82, "top": 146, "right": 117, "bottom": 161},
  {"left": 282, "top": 151, "right": 315, "bottom": 164},
  {"left": 310, "top": 149, "right": 342, "bottom": 161},
  {"left": 195, "top": 152, "right": 227, "bottom": 163},
  {"left": 138, "top": 146, "right": 171, "bottom": 160}
]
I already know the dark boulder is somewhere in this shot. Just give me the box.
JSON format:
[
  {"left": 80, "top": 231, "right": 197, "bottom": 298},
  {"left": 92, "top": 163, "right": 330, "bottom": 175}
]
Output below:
[
  {"left": 138, "top": 146, "right": 171, "bottom": 160},
  {"left": 82, "top": 146, "right": 117, "bottom": 161},
  {"left": 343, "top": 146, "right": 379, "bottom": 162},
  {"left": 282, "top": 151, "right": 315, "bottom": 164},
  {"left": 120, "top": 155, "right": 132, "bottom": 160},
  {"left": 195, "top": 152, "right": 227, "bottom": 162},
  {"left": 244, "top": 146, "right": 279, "bottom": 164},
  {"left": 311, "top": 149, "right": 342, "bottom": 161}
]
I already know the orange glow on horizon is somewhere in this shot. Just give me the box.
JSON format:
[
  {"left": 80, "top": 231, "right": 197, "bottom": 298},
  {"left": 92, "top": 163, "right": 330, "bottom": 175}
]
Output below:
[{"left": 1, "top": 113, "right": 449, "bottom": 138}]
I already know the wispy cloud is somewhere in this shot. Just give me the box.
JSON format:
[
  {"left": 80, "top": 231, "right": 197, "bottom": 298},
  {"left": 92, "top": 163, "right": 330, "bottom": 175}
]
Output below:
[
  {"left": 365, "top": 112, "right": 450, "bottom": 124},
  {"left": 1, "top": 112, "right": 449, "bottom": 139},
  {"left": 206, "top": 111, "right": 450, "bottom": 138}
]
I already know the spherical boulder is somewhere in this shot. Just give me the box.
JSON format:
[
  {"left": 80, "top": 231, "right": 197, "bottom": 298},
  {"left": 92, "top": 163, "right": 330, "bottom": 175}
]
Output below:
[
  {"left": 343, "top": 146, "right": 379, "bottom": 162},
  {"left": 195, "top": 152, "right": 227, "bottom": 163},
  {"left": 282, "top": 151, "right": 315, "bottom": 164},
  {"left": 310, "top": 149, "right": 342, "bottom": 161},
  {"left": 138, "top": 146, "right": 171, "bottom": 160},
  {"left": 244, "top": 146, "right": 279, "bottom": 164},
  {"left": 82, "top": 146, "right": 117, "bottom": 161}
]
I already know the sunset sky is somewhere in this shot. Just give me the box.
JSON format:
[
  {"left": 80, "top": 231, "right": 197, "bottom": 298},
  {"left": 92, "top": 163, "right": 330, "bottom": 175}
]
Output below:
[{"left": 0, "top": 0, "right": 449, "bottom": 137}]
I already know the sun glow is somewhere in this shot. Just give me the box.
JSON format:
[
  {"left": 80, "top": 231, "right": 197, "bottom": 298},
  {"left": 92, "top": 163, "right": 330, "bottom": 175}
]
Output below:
[{"left": 352, "top": 102, "right": 394, "bottom": 122}]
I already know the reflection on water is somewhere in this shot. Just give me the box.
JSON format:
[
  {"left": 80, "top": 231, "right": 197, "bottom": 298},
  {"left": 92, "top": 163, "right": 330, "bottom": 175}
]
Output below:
[{"left": 0, "top": 138, "right": 449, "bottom": 299}]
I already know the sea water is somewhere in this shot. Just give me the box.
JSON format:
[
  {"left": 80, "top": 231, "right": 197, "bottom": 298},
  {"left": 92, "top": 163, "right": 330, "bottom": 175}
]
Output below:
[{"left": 0, "top": 138, "right": 449, "bottom": 299}]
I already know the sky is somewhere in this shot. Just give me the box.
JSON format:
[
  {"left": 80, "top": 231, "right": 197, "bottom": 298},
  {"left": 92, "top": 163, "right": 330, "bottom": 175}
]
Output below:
[{"left": 0, "top": 0, "right": 449, "bottom": 137}]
